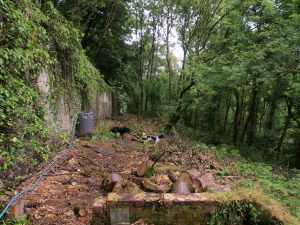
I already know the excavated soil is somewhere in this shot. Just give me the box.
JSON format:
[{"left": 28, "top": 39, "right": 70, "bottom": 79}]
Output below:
[{"left": 10, "top": 116, "right": 226, "bottom": 225}]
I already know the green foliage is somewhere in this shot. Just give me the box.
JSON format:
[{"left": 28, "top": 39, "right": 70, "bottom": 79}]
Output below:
[
  {"left": 72, "top": 49, "right": 107, "bottom": 105},
  {"left": 0, "top": 216, "right": 31, "bottom": 225},
  {"left": 209, "top": 200, "right": 259, "bottom": 225},
  {"left": 42, "top": 1, "right": 107, "bottom": 110},
  {"left": 92, "top": 121, "right": 116, "bottom": 141},
  {"left": 0, "top": 0, "right": 107, "bottom": 172},
  {"left": 144, "top": 166, "right": 154, "bottom": 178},
  {"left": 42, "top": 1, "right": 82, "bottom": 51},
  {"left": 52, "top": 0, "right": 106, "bottom": 32},
  {"left": 0, "top": 0, "right": 51, "bottom": 170},
  {"left": 209, "top": 200, "right": 283, "bottom": 225},
  {"left": 196, "top": 143, "right": 300, "bottom": 218},
  {"left": 143, "top": 73, "right": 169, "bottom": 116},
  {"left": 170, "top": 0, "right": 300, "bottom": 168}
]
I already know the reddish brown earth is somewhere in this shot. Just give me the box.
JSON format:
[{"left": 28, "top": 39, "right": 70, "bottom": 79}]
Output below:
[
  {"left": 9, "top": 117, "right": 227, "bottom": 225},
  {"left": 21, "top": 140, "right": 146, "bottom": 224}
]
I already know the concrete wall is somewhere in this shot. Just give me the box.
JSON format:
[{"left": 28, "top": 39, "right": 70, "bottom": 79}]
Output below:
[
  {"left": 37, "top": 70, "right": 112, "bottom": 134},
  {"left": 90, "top": 92, "right": 112, "bottom": 121}
]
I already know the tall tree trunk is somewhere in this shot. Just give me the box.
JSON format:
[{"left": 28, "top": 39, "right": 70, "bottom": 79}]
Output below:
[
  {"left": 223, "top": 93, "right": 231, "bottom": 132},
  {"left": 146, "top": 18, "right": 157, "bottom": 112},
  {"left": 275, "top": 98, "right": 292, "bottom": 152},
  {"left": 165, "top": 80, "right": 196, "bottom": 132},
  {"left": 177, "top": 49, "right": 187, "bottom": 98},
  {"left": 194, "top": 109, "right": 198, "bottom": 129},
  {"left": 232, "top": 89, "right": 240, "bottom": 143},
  {"left": 138, "top": 42, "right": 144, "bottom": 114},
  {"left": 165, "top": 12, "right": 172, "bottom": 102},
  {"left": 137, "top": 6, "right": 144, "bottom": 114},
  {"left": 144, "top": 94, "right": 148, "bottom": 112},
  {"left": 266, "top": 97, "right": 277, "bottom": 130},
  {"left": 240, "top": 81, "right": 258, "bottom": 144},
  {"left": 206, "top": 93, "right": 222, "bottom": 143},
  {"left": 139, "top": 82, "right": 144, "bottom": 113},
  {"left": 259, "top": 98, "right": 267, "bottom": 134},
  {"left": 247, "top": 91, "right": 259, "bottom": 145},
  {"left": 240, "top": 88, "right": 246, "bottom": 129}
]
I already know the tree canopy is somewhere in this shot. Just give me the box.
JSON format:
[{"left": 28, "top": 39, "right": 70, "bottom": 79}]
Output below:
[{"left": 42, "top": 0, "right": 300, "bottom": 167}]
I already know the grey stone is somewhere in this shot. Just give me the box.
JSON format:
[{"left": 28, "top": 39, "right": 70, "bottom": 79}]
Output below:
[{"left": 110, "top": 207, "right": 130, "bottom": 225}]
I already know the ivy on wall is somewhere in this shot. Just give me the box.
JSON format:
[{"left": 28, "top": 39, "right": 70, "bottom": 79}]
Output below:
[{"left": 0, "top": 0, "right": 107, "bottom": 172}]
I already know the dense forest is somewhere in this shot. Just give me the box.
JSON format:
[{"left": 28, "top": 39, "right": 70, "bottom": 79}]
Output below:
[
  {"left": 0, "top": 0, "right": 299, "bottom": 224},
  {"left": 51, "top": 0, "right": 300, "bottom": 167}
]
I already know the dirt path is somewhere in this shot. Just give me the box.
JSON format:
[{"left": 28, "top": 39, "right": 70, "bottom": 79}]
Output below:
[
  {"left": 12, "top": 116, "right": 225, "bottom": 225},
  {"left": 18, "top": 119, "right": 152, "bottom": 225}
]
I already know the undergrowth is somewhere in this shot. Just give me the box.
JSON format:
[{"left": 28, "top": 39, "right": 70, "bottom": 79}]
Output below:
[
  {"left": 92, "top": 121, "right": 117, "bottom": 141},
  {"left": 0, "top": 216, "right": 30, "bottom": 225},
  {"left": 195, "top": 143, "right": 300, "bottom": 220},
  {"left": 209, "top": 200, "right": 283, "bottom": 225}
]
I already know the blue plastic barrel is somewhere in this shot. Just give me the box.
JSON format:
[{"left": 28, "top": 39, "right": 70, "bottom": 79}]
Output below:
[{"left": 77, "top": 112, "right": 94, "bottom": 136}]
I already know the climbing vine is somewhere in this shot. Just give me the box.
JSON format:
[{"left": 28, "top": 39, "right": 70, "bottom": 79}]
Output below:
[
  {"left": 72, "top": 49, "right": 107, "bottom": 108},
  {"left": 0, "top": 0, "right": 107, "bottom": 172},
  {"left": 0, "top": 0, "right": 51, "bottom": 170}
]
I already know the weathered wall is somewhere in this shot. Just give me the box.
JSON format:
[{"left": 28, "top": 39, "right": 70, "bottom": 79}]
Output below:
[
  {"left": 37, "top": 70, "right": 112, "bottom": 134},
  {"left": 92, "top": 193, "right": 282, "bottom": 225},
  {"left": 92, "top": 193, "right": 219, "bottom": 225},
  {"left": 90, "top": 92, "right": 112, "bottom": 121}
]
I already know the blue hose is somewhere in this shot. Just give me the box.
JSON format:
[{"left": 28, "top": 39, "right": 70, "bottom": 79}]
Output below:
[{"left": 0, "top": 118, "right": 77, "bottom": 220}]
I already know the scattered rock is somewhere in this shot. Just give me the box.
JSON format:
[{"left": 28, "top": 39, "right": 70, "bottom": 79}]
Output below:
[
  {"left": 168, "top": 171, "right": 179, "bottom": 183},
  {"left": 178, "top": 169, "right": 201, "bottom": 187},
  {"left": 34, "top": 214, "right": 42, "bottom": 220},
  {"left": 78, "top": 208, "right": 88, "bottom": 217},
  {"left": 45, "top": 214, "right": 56, "bottom": 219},
  {"left": 7, "top": 199, "right": 24, "bottom": 219},
  {"left": 92, "top": 197, "right": 106, "bottom": 214},
  {"left": 186, "top": 168, "right": 201, "bottom": 180},
  {"left": 171, "top": 182, "right": 191, "bottom": 194},
  {"left": 199, "top": 173, "right": 215, "bottom": 188},
  {"left": 68, "top": 158, "right": 76, "bottom": 167},
  {"left": 65, "top": 210, "right": 74, "bottom": 217},
  {"left": 192, "top": 178, "right": 204, "bottom": 193},
  {"left": 154, "top": 175, "right": 172, "bottom": 191},
  {"left": 137, "top": 160, "right": 153, "bottom": 177},
  {"left": 61, "top": 177, "right": 72, "bottom": 185},
  {"left": 87, "top": 178, "right": 102, "bottom": 186},
  {"left": 103, "top": 173, "right": 123, "bottom": 192}
]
